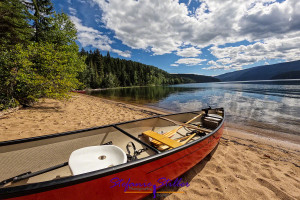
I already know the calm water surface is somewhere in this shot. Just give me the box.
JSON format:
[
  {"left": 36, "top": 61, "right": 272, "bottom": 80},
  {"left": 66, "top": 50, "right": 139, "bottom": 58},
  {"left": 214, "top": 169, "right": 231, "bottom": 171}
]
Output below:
[{"left": 89, "top": 80, "right": 300, "bottom": 135}]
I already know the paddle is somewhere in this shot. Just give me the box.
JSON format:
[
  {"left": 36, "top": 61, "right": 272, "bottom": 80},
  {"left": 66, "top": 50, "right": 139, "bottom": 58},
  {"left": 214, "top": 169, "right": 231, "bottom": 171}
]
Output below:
[
  {"left": 160, "top": 117, "right": 212, "bottom": 133},
  {"left": 0, "top": 162, "right": 68, "bottom": 186},
  {"left": 151, "top": 112, "right": 205, "bottom": 146}
]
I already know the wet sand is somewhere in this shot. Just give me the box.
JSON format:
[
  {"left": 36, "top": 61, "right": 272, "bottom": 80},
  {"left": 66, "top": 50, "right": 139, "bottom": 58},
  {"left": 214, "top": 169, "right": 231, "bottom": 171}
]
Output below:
[{"left": 0, "top": 93, "right": 299, "bottom": 200}]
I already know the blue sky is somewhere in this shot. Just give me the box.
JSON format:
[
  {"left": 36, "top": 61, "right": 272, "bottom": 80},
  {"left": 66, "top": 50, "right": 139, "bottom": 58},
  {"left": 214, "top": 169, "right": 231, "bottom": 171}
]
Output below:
[{"left": 52, "top": 0, "right": 300, "bottom": 76}]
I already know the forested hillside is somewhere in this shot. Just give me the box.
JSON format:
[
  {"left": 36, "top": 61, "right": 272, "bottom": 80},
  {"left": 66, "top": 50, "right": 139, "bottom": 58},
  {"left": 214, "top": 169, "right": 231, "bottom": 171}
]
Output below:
[
  {"left": 79, "top": 49, "right": 220, "bottom": 89},
  {"left": 271, "top": 71, "right": 300, "bottom": 80},
  {"left": 78, "top": 49, "right": 187, "bottom": 89},
  {"left": 174, "top": 74, "right": 220, "bottom": 83}
]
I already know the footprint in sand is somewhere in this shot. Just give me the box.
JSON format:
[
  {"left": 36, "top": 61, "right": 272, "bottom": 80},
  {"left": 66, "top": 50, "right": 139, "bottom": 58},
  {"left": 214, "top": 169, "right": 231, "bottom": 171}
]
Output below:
[
  {"left": 256, "top": 178, "right": 294, "bottom": 200},
  {"left": 207, "top": 176, "right": 223, "bottom": 193}
]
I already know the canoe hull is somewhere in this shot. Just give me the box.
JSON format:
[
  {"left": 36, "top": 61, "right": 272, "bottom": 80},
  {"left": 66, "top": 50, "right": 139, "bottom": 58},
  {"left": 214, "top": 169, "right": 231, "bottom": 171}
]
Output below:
[{"left": 6, "top": 123, "right": 224, "bottom": 200}]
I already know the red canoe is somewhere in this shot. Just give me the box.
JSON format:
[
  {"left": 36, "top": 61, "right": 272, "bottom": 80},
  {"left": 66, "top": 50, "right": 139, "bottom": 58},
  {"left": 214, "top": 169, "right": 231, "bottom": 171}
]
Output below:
[
  {"left": 72, "top": 90, "right": 86, "bottom": 94},
  {"left": 0, "top": 107, "right": 224, "bottom": 199}
]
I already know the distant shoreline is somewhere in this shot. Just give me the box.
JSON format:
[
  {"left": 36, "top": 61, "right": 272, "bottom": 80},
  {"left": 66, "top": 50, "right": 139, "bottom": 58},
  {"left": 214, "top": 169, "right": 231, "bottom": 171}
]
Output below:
[
  {"left": 78, "top": 78, "right": 300, "bottom": 92},
  {"left": 218, "top": 78, "right": 300, "bottom": 84}
]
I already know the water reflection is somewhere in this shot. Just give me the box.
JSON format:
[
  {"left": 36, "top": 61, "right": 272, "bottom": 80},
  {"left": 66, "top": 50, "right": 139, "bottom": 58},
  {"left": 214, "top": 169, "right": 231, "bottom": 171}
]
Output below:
[
  {"left": 89, "top": 80, "right": 300, "bottom": 135},
  {"left": 88, "top": 86, "right": 200, "bottom": 104}
]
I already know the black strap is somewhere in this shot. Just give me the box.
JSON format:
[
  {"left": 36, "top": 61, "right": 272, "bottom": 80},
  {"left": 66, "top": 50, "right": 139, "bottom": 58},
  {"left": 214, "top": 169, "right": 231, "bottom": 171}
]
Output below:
[
  {"left": 0, "top": 172, "right": 31, "bottom": 186},
  {"left": 126, "top": 142, "right": 148, "bottom": 162},
  {"left": 202, "top": 106, "right": 212, "bottom": 116},
  {"left": 102, "top": 141, "right": 113, "bottom": 145},
  {"left": 186, "top": 130, "right": 206, "bottom": 137}
]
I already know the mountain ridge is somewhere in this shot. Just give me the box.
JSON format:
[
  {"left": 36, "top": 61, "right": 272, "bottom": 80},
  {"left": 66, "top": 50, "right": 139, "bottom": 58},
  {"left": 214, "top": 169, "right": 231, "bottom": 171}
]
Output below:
[{"left": 216, "top": 60, "right": 300, "bottom": 81}]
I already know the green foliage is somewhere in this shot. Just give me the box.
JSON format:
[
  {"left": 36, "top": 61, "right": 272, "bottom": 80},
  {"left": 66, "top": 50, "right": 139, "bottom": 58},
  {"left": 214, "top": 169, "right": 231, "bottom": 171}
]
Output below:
[
  {"left": 0, "top": 0, "right": 32, "bottom": 48},
  {"left": 0, "top": 43, "right": 85, "bottom": 107},
  {"left": 0, "top": 0, "right": 85, "bottom": 110},
  {"left": 46, "top": 12, "right": 78, "bottom": 46},
  {"left": 79, "top": 49, "right": 188, "bottom": 89},
  {"left": 25, "top": 0, "right": 54, "bottom": 42},
  {"left": 174, "top": 74, "right": 220, "bottom": 83}
]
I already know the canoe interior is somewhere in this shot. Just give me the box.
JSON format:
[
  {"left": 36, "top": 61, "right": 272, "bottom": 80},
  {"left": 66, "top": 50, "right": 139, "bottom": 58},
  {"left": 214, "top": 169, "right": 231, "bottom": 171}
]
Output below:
[{"left": 0, "top": 108, "right": 224, "bottom": 188}]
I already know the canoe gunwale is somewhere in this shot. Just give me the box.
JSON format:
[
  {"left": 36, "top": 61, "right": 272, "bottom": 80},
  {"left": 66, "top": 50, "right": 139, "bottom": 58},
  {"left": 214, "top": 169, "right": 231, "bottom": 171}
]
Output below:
[{"left": 0, "top": 108, "right": 225, "bottom": 199}]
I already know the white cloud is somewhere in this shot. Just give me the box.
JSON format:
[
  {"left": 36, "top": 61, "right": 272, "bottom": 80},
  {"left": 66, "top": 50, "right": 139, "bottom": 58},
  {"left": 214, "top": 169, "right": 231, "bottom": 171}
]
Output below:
[
  {"left": 70, "top": 16, "right": 112, "bottom": 51},
  {"left": 92, "top": 0, "right": 197, "bottom": 55},
  {"left": 70, "top": 16, "right": 131, "bottom": 57},
  {"left": 111, "top": 49, "right": 131, "bottom": 58},
  {"left": 203, "top": 65, "right": 242, "bottom": 70},
  {"left": 176, "top": 47, "right": 202, "bottom": 57},
  {"left": 175, "top": 58, "right": 206, "bottom": 66},
  {"left": 170, "top": 63, "right": 179, "bottom": 67},
  {"left": 68, "top": 7, "right": 77, "bottom": 16},
  {"left": 238, "top": 0, "right": 300, "bottom": 40},
  {"left": 204, "top": 60, "right": 243, "bottom": 70},
  {"left": 208, "top": 32, "right": 300, "bottom": 69},
  {"left": 88, "top": 0, "right": 300, "bottom": 68}
]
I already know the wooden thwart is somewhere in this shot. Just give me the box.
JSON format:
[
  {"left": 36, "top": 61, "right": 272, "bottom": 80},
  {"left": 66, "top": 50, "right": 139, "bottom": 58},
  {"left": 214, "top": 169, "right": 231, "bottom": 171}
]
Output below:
[
  {"left": 151, "top": 112, "right": 205, "bottom": 146},
  {"left": 143, "top": 130, "right": 182, "bottom": 148},
  {"left": 157, "top": 133, "right": 197, "bottom": 151},
  {"left": 143, "top": 130, "right": 197, "bottom": 151}
]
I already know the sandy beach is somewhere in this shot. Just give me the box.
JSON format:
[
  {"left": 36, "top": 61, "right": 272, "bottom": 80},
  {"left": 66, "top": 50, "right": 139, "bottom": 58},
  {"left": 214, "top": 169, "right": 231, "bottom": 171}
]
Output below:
[{"left": 0, "top": 93, "right": 299, "bottom": 200}]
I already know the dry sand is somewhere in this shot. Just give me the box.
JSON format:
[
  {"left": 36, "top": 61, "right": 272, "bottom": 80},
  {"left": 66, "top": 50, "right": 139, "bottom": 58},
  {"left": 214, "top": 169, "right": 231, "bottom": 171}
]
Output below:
[
  {"left": 0, "top": 93, "right": 299, "bottom": 200},
  {"left": 0, "top": 93, "right": 160, "bottom": 141},
  {"left": 149, "top": 128, "right": 300, "bottom": 200}
]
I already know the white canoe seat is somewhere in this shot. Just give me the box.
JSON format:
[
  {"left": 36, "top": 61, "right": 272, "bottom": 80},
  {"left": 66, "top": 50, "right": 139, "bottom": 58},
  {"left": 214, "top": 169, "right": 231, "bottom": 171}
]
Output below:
[
  {"left": 69, "top": 145, "right": 127, "bottom": 175},
  {"left": 203, "top": 114, "right": 222, "bottom": 129},
  {"left": 206, "top": 114, "right": 223, "bottom": 122}
]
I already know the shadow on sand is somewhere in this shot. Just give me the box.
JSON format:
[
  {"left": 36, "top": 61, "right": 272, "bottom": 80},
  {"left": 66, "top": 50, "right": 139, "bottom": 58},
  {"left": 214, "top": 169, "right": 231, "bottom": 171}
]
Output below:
[{"left": 144, "top": 143, "right": 220, "bottom": 200}]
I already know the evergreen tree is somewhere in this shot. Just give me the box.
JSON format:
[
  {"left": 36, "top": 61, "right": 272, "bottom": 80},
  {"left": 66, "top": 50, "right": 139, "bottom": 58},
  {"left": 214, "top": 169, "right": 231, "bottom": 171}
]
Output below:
[
  {"left": 0, "top": 0, "right": 32, "bottom": 48},
  {"left": 78, "top": 48, "right": 190, "bottom": 89},
  {"left": 25, "top": 0, "right": 54, "bottom": 42},
  {"left": 46, "top": 12, "right": 77, "bottom": 47},
  {"left": 0, "top": 0, "right": 86, "bottom": 110},
  {"left": 94, "top": 49, "right": 104, "bottom": 86}
]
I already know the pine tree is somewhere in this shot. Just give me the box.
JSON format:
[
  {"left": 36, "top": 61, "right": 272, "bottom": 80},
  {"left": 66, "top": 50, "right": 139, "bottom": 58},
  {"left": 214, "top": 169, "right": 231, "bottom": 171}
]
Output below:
[
  {"left": 46, "top": 12, "right": 77, "bottom": 47},
  {"left": 77, "top": 48, "right": 188, "bottom": 89},
  {"left": 93, "top": 49, "right": 104, "bottom": 86},
  {"left": 25, "top": 0, "right": 54, "bottom": 42},
  {"left": 0, "top": 0, "right": 32, "bottom": 48}
]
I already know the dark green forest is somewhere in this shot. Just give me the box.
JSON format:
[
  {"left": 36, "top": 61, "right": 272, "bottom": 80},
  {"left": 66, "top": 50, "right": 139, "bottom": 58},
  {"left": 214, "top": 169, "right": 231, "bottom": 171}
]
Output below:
[
  {"left": 174, "top": 73, "right": 220, "bottom": 83},
  {"left": 78, "top": 49, "right": 188, "bottom": 89}
]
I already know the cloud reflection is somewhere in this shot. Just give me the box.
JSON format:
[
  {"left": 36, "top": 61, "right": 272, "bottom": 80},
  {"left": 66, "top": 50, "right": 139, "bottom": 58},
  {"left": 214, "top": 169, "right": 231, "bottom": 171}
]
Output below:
[{"left": 156, "top": 81, "right": 300, "bottom": 134}]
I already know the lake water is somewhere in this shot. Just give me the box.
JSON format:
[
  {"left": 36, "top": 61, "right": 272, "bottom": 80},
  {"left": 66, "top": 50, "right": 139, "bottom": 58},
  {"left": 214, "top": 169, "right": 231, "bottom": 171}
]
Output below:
[{"left": 89, "top": 80, "right": 300, "bottom": 135}]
